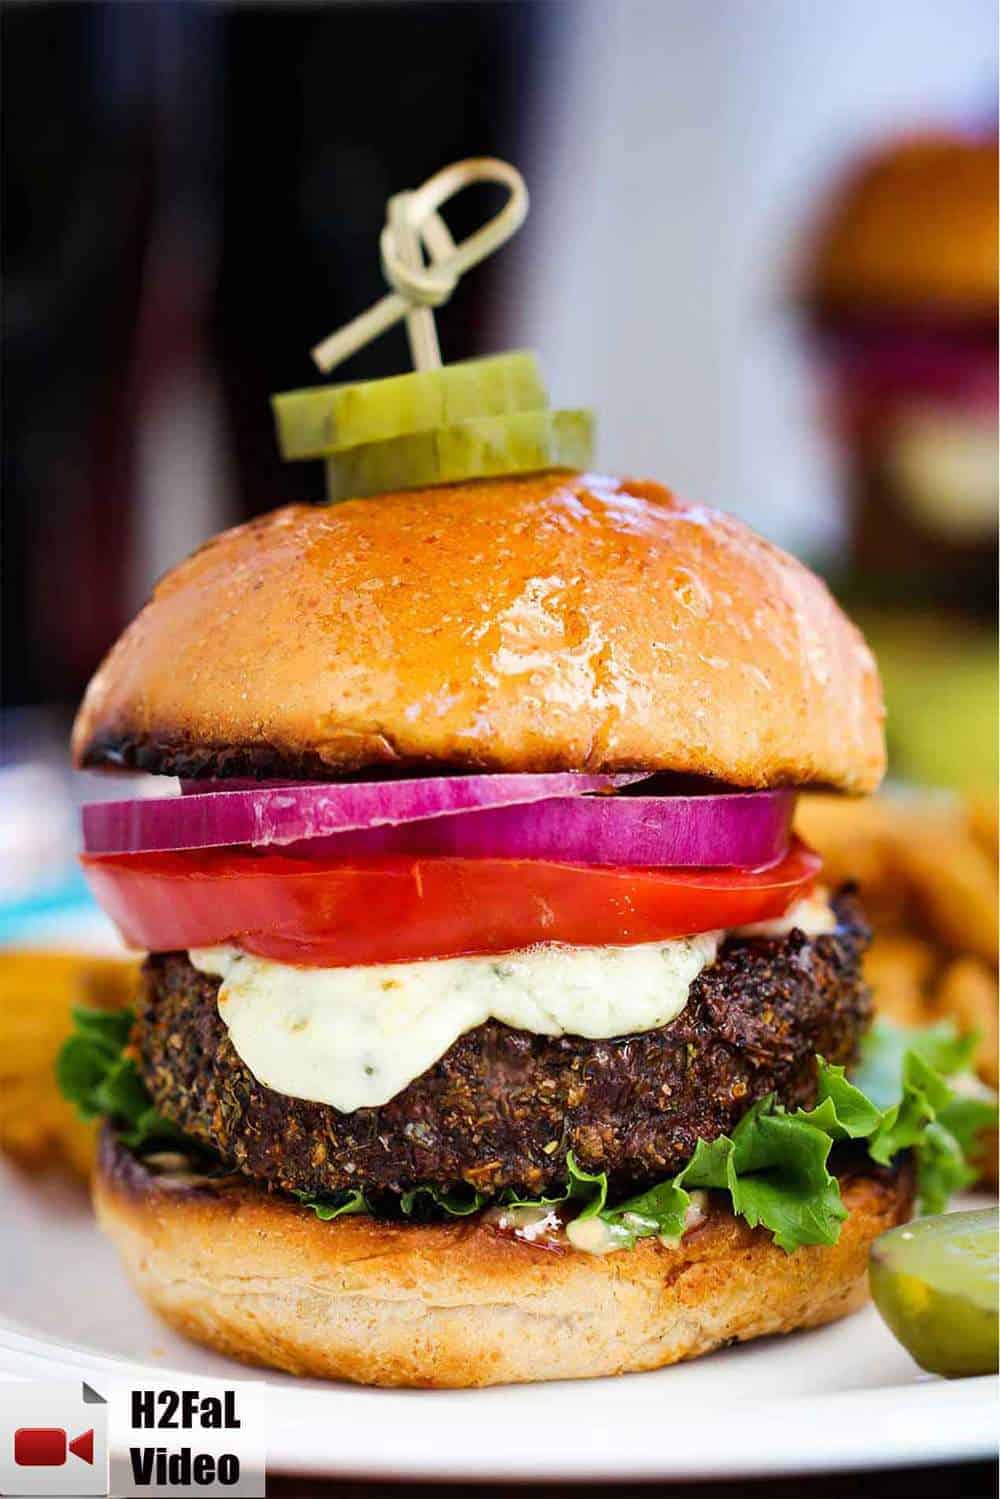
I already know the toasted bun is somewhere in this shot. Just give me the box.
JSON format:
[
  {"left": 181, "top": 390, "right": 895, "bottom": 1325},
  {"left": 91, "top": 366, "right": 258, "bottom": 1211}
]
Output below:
[
  {"left": 806, "top": 133, "right": 999, "bottom": 316},
  {"left": 73, "top": 474, "right": 884, "bottom": 792},
  {"left": 94, "top": 1133, "right": 912, "bottom": 1388}
]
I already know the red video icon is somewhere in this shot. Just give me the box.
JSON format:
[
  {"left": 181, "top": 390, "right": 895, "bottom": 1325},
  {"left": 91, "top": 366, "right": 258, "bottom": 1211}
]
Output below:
[{"left": 14, "top": 1427, "right": 95, "bottom": 1466}]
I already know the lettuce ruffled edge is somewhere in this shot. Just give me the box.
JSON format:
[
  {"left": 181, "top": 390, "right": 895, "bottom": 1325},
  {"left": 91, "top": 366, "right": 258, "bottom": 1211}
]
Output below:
[{"left": 58, "top": 1010, "right": 995, "bottom": 1254}]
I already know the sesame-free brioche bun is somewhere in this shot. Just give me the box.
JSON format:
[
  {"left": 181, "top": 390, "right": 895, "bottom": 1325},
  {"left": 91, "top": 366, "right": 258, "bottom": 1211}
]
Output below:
[
  {"left": 806, "top": 132, "right": 999, "bottom": 318},
  {"left": 94, "top": 1131, "right": 912, "bottom": 1389},
  {"left": 73, "top": 474, "right": 884, "bottom": 793}
]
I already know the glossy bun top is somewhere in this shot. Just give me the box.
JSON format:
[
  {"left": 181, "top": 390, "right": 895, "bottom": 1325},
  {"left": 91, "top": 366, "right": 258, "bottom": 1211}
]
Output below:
[{"left": 72, "top": 472, "right": 885, "bottom": 793}]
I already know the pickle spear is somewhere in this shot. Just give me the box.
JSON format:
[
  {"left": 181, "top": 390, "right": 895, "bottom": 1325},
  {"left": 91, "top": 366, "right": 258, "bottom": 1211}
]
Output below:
[
  {"left": 324, "top": 408, "right": 594, "bottom": 501},
  {"left": 869, "top": 1208, "right": 998, "bottom": 1378},
  {"left": 273, "top": 352, "right": 547, "bottom": 461}
]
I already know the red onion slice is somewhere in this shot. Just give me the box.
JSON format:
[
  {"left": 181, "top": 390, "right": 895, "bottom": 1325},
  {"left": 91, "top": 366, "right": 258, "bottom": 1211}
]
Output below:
[
  {"left": 81, "top": 772, "right": 649, "bottom": 856},
  {"left": 283, "top": 789, "right": 796, "bottom": 869}
]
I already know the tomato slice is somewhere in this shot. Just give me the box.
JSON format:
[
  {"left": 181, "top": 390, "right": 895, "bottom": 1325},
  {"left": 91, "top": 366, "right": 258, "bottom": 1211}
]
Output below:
[{"left": 82, "top": 840, "right": 822, "bottom": 967}]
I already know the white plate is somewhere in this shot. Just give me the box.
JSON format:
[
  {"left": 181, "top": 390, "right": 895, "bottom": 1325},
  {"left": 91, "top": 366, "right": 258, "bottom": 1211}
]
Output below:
[{"left": 1, "top": 1160, "right": 996, "bottom": 1482}]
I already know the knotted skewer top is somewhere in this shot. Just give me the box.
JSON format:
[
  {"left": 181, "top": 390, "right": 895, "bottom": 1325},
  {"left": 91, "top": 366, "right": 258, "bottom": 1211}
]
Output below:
[{"left": 310, "top": 158, "right": 529, "bottom": 375}]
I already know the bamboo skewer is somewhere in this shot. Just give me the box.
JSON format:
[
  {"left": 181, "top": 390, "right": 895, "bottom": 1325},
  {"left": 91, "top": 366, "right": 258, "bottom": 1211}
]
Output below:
[{"left": 310, "top": 157, "right": 529, "bottom": 376}]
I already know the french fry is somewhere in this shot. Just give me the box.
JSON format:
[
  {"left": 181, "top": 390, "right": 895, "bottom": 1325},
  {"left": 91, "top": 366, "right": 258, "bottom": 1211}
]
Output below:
[
  {"left": 895, "top": 815, "right": 998, "bottom": 965},
  {"left": 795, "top": 794, "right": 910, "bottom": 926},
  {"left": 967, "top": 797, "right": 999, "bottom": 859},
  {"left": 935, "top": 957, "right": 999, "bottom": 1092},
  {"left": 0, "top": 951, "right": 139, "bottom": 1179},
  {"left": 0, "top": 1074, "right": 98, "bottom": 1176},
  {"left": 863, "top": 935, "right": 938, "bottom": 1028}
]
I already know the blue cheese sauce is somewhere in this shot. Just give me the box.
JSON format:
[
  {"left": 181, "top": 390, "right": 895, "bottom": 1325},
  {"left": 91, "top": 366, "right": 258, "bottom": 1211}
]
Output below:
[
  {"left": 189, "top": 893, "right": 835, "bottom": 1113},
  {"left": 189, "top": 931, "right": 720, "bottom": 1112}
]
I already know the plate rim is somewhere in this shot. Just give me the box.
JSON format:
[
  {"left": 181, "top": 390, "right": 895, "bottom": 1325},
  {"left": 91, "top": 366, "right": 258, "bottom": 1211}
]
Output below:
[{"left": 1, "top": 1322, "right": 996, "bottom": 1481}]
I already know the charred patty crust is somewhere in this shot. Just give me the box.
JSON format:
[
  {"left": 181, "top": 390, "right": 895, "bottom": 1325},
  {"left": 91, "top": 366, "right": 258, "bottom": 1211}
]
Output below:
[{"left": 134, "top": 892, "right": 871, "bottom": 1201}]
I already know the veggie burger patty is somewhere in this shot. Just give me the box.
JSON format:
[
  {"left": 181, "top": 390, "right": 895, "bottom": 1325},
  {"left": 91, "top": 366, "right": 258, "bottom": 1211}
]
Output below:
[{"left": 134, "top": 891, "right": 871, "bottom": 1202}]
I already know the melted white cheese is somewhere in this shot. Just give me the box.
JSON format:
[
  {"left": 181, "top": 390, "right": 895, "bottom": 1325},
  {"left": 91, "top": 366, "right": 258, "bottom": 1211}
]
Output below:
[
  {"left": 735, "top": 891, "right": 837, "bottom": 940},
  {"left": 189, "top": 932, "right": 720, "bottom": 1112},
  {"left": 189, "top": 891, "right": 837, "bottom": 1114}
]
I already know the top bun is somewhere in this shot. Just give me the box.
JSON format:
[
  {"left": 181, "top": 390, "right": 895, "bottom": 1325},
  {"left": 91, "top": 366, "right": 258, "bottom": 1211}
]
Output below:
[
  {"left": 72, "top": 473, "right": 885, "bottom": 793},
  {"left": 805, "top": 132, "right": 999, "bottom": 318}
]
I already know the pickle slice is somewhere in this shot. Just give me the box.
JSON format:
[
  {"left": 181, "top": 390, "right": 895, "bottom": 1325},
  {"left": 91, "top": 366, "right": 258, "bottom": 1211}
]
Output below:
[
  {"left": 324, "top": 408, "right": 594, "bottom": 501},
  {"left": 869, "top": 1208, "right": 998, "bottom": 1378},
  {"left": 272, "top": 352, "right": 547, "bottom": 461}
]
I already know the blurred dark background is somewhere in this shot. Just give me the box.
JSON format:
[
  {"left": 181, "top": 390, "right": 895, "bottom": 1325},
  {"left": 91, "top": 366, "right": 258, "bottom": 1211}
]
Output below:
[{"left": 3, "top": 0, "right": 552, "bottom": 709}]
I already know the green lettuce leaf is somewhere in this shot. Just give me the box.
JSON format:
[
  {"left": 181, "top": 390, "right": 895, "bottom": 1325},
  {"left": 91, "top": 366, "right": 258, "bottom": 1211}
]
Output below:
[
  {"left": 939, "top": 1094, "right": 999, "bottom": 1158},
  {"left": 490, "top": 1022, "right": 996, "bottom": 1255},
  {"left": 56, "top": 1007, "right": 181, "bottom": 1150},
  {"left": 57, "top": 1003, "right": 994, "bottom": 1256},
  {"left": 594, "top": 1173, "right": 690, "bottom": 1249},
  {"left": 502, "top": 1154, "right": 659, "bottom": 1251},
  {"left": 400, "top": 1182, "right": 488, "bottom": 1218},
  {"left": 852, "top": 1018, "right": 980, "bottom": 1110},
  {"left": 867, "top": 1050, "right": 953, "bottom": 1164},
  {"left": 797, "top": 1060, "right": 883, "bottom": 1139},
  {"left": 857, "top": 1020, "right": 996, "bottom": 1215},
  {"left": 502, "top": 1152, "right": 609, "bottom": 1215},
  {"left": 675, "top": 1098, "right": 848, "bottom": 1252},
  {"left": 293, "top": 1188, "right": 369, "bottom": 1221}
]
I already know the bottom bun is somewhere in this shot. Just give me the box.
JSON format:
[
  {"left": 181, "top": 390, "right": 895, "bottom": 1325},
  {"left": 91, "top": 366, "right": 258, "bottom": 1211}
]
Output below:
[{"left": 94, "top": 1129, "right": 913, "bottom": 1389}]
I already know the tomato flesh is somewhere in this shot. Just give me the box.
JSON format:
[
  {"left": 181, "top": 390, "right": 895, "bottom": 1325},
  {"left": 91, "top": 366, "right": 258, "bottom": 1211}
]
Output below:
[{"left": 82, "top": 840, "right": 822, "bottom": 967}]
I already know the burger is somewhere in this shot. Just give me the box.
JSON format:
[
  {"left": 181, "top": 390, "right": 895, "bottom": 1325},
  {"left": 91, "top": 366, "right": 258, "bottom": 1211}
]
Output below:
[
  {"left": 61, "top": 470, "right": 982, "bottom": 1388},
  {"left": 801, "top": 129, "right": 998, "bottom": 611}
]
